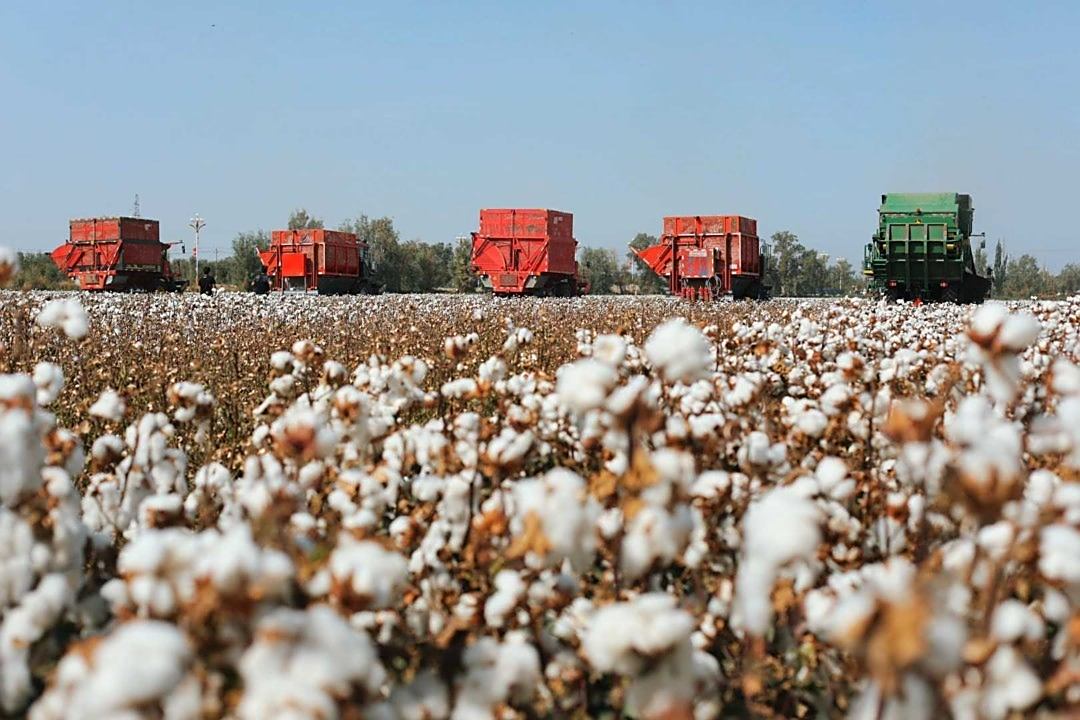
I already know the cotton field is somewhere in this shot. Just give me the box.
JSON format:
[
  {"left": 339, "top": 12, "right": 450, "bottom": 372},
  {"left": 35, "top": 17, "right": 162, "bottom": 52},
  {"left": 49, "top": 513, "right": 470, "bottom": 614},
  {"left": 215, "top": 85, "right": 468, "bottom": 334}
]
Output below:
[{"left": 0, "top": 289, "right": 1079, "bottom": 719}]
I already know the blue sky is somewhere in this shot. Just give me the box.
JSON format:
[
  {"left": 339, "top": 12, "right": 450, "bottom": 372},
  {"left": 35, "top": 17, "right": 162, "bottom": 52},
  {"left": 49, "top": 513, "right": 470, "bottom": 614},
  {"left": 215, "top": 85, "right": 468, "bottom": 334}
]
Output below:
[{"left": 2, "top": 1, "right": 1077, "bottom": 267}]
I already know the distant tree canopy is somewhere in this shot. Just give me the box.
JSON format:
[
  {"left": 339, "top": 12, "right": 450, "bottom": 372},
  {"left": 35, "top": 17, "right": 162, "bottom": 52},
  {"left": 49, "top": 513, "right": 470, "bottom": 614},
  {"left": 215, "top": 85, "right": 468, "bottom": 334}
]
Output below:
[
  {"left": 627, "top": 233, "right": 664, "bottom": 294},
  {"left": 761, "top": 231, "right": 858, "bottom": 297},
  {"left": 287, "top": 209, "right": 324, "bottom": 230},
  {"left": 337, "top": 215, "right": 453, "bottom": 293},
  {"left": 14, "top": 253, "right": 70, "bottom": 290},
  {"left": 988, "top": 240, "right": 1073, "bottom": 299}
]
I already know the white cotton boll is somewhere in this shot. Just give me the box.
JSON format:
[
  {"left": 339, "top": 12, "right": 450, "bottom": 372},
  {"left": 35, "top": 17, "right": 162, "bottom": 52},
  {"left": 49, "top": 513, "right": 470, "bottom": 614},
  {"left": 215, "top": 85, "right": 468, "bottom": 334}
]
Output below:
[
  {"left": 89, "top": 389, "right": 125, "bottom": 422},
  {"left": 440, "top": 378, "right": 478, "bottom": 399},
  {"left": 0, "top": 409, "right": 45, "bottom": 508},
  {"left": 35, "top": 299, "right": 89, "bottom": 340},
  {"left": 977, "top": 522, "right": 1015, "bottom": 561},
  {"left": 645, "top": 318, "right": 712, "bottom": 384},
  {"left": 452, "top": 634, "right": 541, "bottom": 719},
  {"left": 981, "top": 646, "right": 1042, "bottom": 719},
  {"left": 269, "top": 351, "right": 295, "bottom": 372},
  {"left": 511, "top": 469, "right": 600, "bottom": 570},
  {"left": 971, "top": 303, "right": 1008, "bottom": 338},
  {"left": 592, "top": 334, "right": 626, "bottom": 367},
  {"left": 555, "top": 359, "right": 616, "bottom": 415},
  {"left": 1039, "top": 524, "right": 1080, "bottom": 585},
  {"left": 990, "top": 600, "right": 1044, "bottom": 644},
  {"left": 31, "top": 363, "right": 64, "bottom": 406},
  {"left": 324, "top": 537, "right": 409, "bottom": 608},
  {"left": 795, "top": 408, "right": 828, "bottom": 437},
  {"left": 1050, "top": 358, "right": 1080, "bottom": 396},
  {"left": 33, "top": 620, "right": 193, "bottom": 719},
  {"left": 735, "top": 486, "right": 822, "bottom": 636},
  {"left": 237, "top": 606, "right": 386, "bottom": 718},
  {"left": 582, "top": 593, "right": 694, "bottom": 674},
  {"left": 691, "top": 471, "right": 730, "bottom": 500},
  {"left": 815, "top": 457, "right": 854, "bottom": 500},
  {"left": 483, "top": 570, "right": 525, "bottom": 628},
  {"left": 998, "top": 313, "right": 1041, "bottom": 351}
]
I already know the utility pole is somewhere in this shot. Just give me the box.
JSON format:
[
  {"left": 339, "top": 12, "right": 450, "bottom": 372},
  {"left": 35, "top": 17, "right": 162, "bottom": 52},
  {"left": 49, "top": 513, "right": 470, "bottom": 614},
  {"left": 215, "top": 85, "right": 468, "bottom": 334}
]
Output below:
[
  {"left": 189, "top": 214, "right": 206, "bottom": 280},
  {"left": 133, "top": 194, "right": 140, "bottom": 218}
]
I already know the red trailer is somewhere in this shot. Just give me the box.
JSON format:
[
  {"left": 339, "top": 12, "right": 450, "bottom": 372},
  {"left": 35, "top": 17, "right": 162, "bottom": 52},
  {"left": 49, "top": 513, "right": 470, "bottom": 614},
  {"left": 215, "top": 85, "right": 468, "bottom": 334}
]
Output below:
[
  {"left": 51, "top": 217, "right": 186, "bottom": 292},
  {"left": 470, "top": 209, "right": 585, "bottom": 296},
  {"left": 632, "top": 215, "right": 768, "bottom": 300},
  {"left": 259, "top": 228, "right": 376, "bottom": 294}
]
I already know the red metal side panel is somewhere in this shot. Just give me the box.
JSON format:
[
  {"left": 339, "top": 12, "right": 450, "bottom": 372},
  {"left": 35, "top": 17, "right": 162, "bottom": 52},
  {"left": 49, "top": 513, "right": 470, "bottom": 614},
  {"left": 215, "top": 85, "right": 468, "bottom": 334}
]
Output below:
[
  {"left": 281, "top": 253, "right": 307, "bottom": 277},
  {"left": 682, "top": 248, "right": 714, "bottom": 278},
  {"left": 122, "top": 241, "right": 164, "bottom": 271}
]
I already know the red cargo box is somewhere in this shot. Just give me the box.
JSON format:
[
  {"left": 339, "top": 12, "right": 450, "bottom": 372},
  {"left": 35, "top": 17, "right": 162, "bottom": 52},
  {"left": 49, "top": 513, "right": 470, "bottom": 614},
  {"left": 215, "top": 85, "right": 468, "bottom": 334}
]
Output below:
[
  {"left": 70, "top": 217, "right": 160, "bottom": 243},
  {"left": 662, "top": 215, "right": 756, "bottom": 237}
]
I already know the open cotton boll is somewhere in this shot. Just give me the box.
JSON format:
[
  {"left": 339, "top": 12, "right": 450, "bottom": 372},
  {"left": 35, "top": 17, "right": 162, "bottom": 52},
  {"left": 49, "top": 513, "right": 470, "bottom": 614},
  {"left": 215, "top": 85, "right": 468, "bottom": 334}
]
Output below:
[
  {"left": 582, "top": 593, "right": 694, "bottom": 674},
  {"left": 0, "top": 403, "right": 46, "bottom": 507},
  {"left": 644, "top": 318, "right": 712, "bottom": 384},
  {"left": 237, "top": 606, "right": 386, "bottom": 719},
  {"left": 990, "top": 600, "right": 1044, "bottom": 643},
  {"left": 452, "top": 633, "right": 541, "bottom": 720},
  {"left": 735, "top": 486, "right": 822, "bottom": 635},
  {"left": 319, "top": 537, "right": 409, "bottom": 609},
  {"left": 31, "top": 363, "right": 64, "bottom": 407},
  {"left": 510, "top": 469, "right": 600, "bottom": 571},
  {"left": 484, "top": 569, "right": 526, "bottom": 628},
  {"left": 591, "top": 334, "right": 627, "bottom": 367},
  {"left": 555, "top": 359, "right": 617, "bottom": 415},
  {"left": 30, "top": 620, "right": 194, "bottom": 720},
  {"left": 34, "top": 299, "right": 88, "bottom": 340},
  {"left": 88, "top": 389, "right": 126, "bottom": 422}
]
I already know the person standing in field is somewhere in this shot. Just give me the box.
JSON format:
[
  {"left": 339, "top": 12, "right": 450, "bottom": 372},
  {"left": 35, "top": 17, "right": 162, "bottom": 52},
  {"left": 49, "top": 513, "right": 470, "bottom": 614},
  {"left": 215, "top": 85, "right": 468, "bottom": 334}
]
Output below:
[{"left": 199, "top": 268, "right": 216, "bottom": 295}]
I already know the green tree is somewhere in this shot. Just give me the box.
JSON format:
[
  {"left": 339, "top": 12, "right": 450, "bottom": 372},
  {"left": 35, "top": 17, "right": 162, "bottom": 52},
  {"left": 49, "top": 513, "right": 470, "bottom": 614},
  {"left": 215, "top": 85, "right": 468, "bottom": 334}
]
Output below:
[
  {"left": 339, "top": 215, "right": 402, "bottom": 292},
  {"left": 769, "top": 231, "right": 806, "bottom": 296},
  {"left": 579, "top": 247, "right": 622, "bottom": 294},
  {"left": 829, "top": 258, "right": 857, "bottom": 296},
  {"left": 1002, "top": 254, "right": 1052, "bottom": 298},
  {"left": 627, "top": 233, "right": 664, "bottom": 294},
  {"left": 288, "top": 209, "right": 324, "bottom": 230},
  {"left": 231, "top": 230, "right": 269, "bottom": 286},
  {"left": 14, "top": 252, "right": 70, "bottom": 290},
  {"left": 1056, "top": 263, "right": 1080, "bottom": 297},
  {"left": 451, "top": 236, "right": 477, "bottom": 292},
  {"left": 992, "top": 240, "right": 1009, "bottom": 297}
]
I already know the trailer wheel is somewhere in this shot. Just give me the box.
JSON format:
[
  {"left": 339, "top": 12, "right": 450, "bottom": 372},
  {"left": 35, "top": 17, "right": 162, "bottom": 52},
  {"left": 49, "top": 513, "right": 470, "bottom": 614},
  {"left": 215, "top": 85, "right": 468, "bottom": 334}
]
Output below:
[{"left": 942, "top": 286, "right": 961, "bottom": 304}]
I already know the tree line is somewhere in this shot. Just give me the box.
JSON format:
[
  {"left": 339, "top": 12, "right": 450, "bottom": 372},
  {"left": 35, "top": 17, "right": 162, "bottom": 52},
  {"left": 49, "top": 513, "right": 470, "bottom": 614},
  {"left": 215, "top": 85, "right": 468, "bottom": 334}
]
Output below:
[{"left": 12, "top": 213, "right": 1079, "bottom": 298}]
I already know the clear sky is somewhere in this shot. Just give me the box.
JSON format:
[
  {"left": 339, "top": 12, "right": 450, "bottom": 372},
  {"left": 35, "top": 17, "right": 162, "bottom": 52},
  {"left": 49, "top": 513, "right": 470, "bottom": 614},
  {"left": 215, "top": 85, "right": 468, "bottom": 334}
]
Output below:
[{"left": 2, "top": 1, "right": 1077, "bottom": 267}]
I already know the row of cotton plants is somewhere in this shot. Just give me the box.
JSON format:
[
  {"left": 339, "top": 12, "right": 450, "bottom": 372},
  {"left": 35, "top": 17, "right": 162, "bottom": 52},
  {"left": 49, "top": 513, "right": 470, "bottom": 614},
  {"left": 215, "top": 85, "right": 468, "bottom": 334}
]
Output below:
[{"left": 0, "top": 283, "right": 1078, "bottom": 718}]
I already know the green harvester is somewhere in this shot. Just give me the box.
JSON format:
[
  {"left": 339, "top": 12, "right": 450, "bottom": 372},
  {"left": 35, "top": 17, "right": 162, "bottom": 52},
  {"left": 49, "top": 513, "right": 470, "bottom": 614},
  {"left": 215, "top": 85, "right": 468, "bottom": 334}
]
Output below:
[{"left": 863, "top": 192, "right": 991, "bottom": 303}]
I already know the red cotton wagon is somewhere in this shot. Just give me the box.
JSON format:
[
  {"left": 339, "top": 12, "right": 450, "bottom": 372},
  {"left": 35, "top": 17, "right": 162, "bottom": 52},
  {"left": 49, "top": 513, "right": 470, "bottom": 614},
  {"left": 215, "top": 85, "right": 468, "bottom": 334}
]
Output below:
[
  {"left": 51, "top": 217, "right": 186, "bottom": 292},
  {"left": 632, "top": 215, "right": 769, "bottom": 300},
  {"left": 259, "top": 228, "right": 377, "bottom": 295},
  {"left": 470, "top": 209, "right": 586, "bottom": 296}
]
